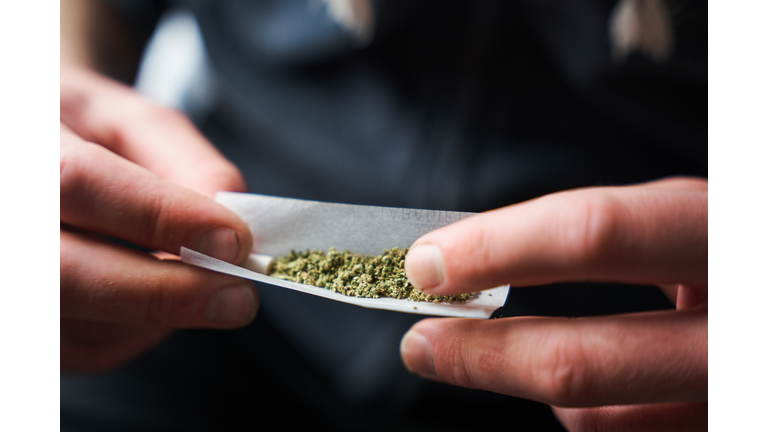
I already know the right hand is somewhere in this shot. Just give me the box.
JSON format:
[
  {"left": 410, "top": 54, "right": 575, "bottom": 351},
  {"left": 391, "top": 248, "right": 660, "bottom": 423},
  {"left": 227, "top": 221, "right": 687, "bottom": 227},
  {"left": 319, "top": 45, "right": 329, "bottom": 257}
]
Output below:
[
  {"left": 400, "top": 178, "right": 707, "bottom": 431},
  {"left": 61, "top": 65, "right": 257, "bottom": 372}
]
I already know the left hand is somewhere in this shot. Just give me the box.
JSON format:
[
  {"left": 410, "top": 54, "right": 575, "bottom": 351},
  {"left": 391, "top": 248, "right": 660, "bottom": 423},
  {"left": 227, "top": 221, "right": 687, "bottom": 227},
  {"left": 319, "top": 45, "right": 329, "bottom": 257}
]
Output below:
[
  {"left": 60, "top": 65, "right": 257, "bottom": 371},
  {"left": 400, "top": 177, "right": 707, "bottom": 432}
]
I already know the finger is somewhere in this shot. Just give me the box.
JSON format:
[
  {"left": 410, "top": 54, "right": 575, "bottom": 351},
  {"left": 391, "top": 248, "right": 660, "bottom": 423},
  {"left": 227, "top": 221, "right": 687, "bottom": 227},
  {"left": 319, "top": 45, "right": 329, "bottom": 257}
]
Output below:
[
  {"left": 61, "top": 318, "right": 171, "bottom": 372},
  {"left": 628, "top": 176, "right": 708, "bottom": 192},
  {"left": 60, "top": 65, "right": 245, "bottom": 197},
  {"left": 404, "top": 180, "right": 707, "bottom": 295},
  {"left": 60, "top": 230, "right": 258, "bottom": 328},
  {"left": 60, "top": 128, "right": 253, "bottom": 263},
  {"left": 553, "top": 402, "right": 707, "bottom": 432},
  {"left": 400, "top": 310, "right": 707, "bottom": 407}
]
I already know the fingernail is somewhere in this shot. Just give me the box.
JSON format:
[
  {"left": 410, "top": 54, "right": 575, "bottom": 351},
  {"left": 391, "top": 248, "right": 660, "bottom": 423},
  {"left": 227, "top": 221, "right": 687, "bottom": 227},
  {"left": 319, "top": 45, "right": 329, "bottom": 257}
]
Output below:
[
  {"left": 405, "top": 244, "right": 445, "bottom": 292},
  {"left": 400, "top": 329, "right": 435, "bottom": 376},
  {"left": 199, "top": 227, "right": 239, "bottom": 262},
  {"left": 207, "top": 283, "right": 256, "bottom": 326}
]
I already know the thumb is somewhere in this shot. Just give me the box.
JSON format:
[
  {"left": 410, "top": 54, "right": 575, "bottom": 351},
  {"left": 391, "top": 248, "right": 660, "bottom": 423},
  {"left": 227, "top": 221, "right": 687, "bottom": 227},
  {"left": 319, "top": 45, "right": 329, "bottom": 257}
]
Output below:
[{"left": 404, "top": 180, "right": 707, "bottom": 295}]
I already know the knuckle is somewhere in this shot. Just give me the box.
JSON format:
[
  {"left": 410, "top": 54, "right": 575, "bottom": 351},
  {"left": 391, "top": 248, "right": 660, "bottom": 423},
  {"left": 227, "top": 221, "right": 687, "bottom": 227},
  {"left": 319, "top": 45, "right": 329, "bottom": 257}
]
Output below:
[
  {"left": 141, "top": 192, "right": 173, "bottom": 251},
  {"left": 60, "top": 87, "right": 94, "bottom": 134},
  {"left": 473, "top": 343, "right": 509, "bottom": 384},
  {"left": 440, "top": 337, "right": 478, "bottom": 388},
  {"left": 59, "top": 142, "right": 78, "bottom": 194},
  {"left": 206, "top": 162, "right": 247, "bottom": 192},
  {"left": 60, "top": 141, "right": 99, "bottom": 217},
  {"left": 142, "top": 271, "right": 176, "bottom": 325},
  {"left": 453, "top": 221, "right": 497, "bottom": 284},
  {"left": 59, "top": 139, "right": 84, "bottom": 191},
  {"left": 438, "top": 333, "right": 505, "bottom": 390},
  {"left": 560, "top": 192, "right": 624, "bottom": 269},
  {"left": 540, "top": 334, "right": 593, "bottom": 407},
  {"left": 108, "top": 120, "right": 131, "bottom": 151},
  {"left": 108, "top": 112, "right": 143, "bottom": 151}
]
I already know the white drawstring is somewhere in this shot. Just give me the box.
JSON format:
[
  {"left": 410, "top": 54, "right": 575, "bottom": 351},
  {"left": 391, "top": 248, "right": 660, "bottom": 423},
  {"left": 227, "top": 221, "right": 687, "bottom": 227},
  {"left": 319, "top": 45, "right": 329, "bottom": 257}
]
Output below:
[{"left": 609, "top": 0, "right": 675, "bottom": 63}]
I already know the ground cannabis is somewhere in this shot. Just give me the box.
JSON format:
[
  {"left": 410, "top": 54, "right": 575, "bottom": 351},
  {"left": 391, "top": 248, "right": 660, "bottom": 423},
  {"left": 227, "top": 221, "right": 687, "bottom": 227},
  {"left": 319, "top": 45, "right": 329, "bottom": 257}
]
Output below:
[{"left": 270, "top": 247, "right": 474, "bottom": 303}]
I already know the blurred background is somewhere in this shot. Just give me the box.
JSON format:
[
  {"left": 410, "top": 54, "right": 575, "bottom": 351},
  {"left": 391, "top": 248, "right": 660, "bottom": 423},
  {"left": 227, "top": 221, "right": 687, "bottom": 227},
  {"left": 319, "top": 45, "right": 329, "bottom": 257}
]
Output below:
[{"left": 61, "top": 1, "right": 706, "bottom": 430}]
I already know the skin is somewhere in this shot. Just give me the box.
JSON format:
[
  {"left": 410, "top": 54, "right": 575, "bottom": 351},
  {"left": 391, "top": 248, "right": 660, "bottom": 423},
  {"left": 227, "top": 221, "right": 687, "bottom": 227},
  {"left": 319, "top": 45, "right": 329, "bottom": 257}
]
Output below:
[
  {"left": 401, "top": 178, "right": 707, "bottom": 431},
  {"left": 61, "top": 0, "right": 261, "bottom": 372},
  {"left": 63, "top": 2, "right": 705, "bottom": 428},
  {"left": 60, "top": 65, "right": 258, "bottom": 372}
]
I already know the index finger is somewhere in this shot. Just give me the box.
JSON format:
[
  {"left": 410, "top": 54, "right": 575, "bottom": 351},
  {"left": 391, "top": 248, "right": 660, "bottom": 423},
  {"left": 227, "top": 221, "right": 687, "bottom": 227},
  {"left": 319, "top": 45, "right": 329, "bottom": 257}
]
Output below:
[{"left": 404, "top": 179, "right": 707, "bottom": 295}]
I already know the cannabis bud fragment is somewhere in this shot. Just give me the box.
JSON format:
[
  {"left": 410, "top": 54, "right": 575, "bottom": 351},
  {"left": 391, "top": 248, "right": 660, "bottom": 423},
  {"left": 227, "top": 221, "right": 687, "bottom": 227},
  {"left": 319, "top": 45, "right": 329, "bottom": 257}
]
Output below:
[{"left": 269, "top": 247, "right": 474, "bottom": 303}]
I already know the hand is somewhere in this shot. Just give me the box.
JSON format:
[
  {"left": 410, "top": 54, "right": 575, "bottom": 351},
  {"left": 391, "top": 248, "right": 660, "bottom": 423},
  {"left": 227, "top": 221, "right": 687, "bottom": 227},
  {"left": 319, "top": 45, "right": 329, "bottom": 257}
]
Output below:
[
  {"left": 400, "top": 178, "right": 707, "bottom": 431},
  {"left": 61, "top": 65, "right": 257, "bottom": 372}
]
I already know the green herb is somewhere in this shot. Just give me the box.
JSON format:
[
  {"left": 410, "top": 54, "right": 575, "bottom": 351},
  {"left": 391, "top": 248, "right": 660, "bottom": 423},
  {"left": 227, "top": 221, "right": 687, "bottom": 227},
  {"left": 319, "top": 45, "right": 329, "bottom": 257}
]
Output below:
[{"left": 270, "top": 247, "right": 473, "bottom": 303}]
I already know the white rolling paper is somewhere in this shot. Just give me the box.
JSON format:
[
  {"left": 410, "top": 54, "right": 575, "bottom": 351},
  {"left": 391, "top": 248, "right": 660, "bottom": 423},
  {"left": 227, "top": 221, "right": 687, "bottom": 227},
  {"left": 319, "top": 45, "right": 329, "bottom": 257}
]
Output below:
[{"left": 181, "top": 192, "right": 509, "bottom": 319}]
